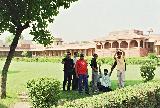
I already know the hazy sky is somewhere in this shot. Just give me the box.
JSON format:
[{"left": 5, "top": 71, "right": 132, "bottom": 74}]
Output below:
[{"left": 1, "top": 0, "right": 160, "bottom": 42}]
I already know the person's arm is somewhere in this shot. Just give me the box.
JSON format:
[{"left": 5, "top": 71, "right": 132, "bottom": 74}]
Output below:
[
  {"left": 62, "top": 58, "right": 65, "bottom": 64},
  {"left": 114, "top": 51, "right": 117, "bottom": 60},
  {"left": 91, "top": 59, "right": 97, "bottom": 71},
  {"left": 98, "top": 63, "right": 101, "bottom": 74},
  {"left": 109, "top": 61, "right": 117, "bottom": 76},
  {"left": 75, "top": 61, "right": 79, "bottom": 78},
  {"left": 119, "top": 49, "right": 125, "bottom": 56},
  {"left": 72, "top": 59, "right": 74, "bottom": 69}
]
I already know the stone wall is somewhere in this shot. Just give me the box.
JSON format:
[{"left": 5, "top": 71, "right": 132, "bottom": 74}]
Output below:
[{"left": 95, "top": 48, "right": 148, "bottom": 57}]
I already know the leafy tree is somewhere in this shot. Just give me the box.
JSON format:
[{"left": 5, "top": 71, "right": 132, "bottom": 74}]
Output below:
[{"left": 0, "top": 0, "right": 78, "bottom": 99}]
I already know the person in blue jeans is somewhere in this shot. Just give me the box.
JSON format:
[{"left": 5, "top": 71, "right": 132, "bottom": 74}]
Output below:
[{"left": 75, "top": 54, "right": 89, "bottom": 94}]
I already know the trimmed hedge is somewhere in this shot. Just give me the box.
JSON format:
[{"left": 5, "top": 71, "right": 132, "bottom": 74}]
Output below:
[
  {"left": 57, "top": 81, "right": 160, "bottom": 108},
  {"left": 0, "top": 56, "right": 159, "bottom": 65}
]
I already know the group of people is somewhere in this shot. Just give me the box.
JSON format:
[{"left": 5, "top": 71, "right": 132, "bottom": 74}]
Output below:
[{"left": 62, "top": 49, "right": 126, "bottom": 94}]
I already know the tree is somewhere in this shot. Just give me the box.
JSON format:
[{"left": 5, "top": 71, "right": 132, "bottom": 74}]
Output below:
[{"left": 0, "top": 0, "right": 78, "bottom": 99}]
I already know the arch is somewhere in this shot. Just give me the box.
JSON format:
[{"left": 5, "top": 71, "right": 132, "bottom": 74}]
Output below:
[
  {"left": 104, "top": 42, "right": 111, "bottom": 49},
  {"left": 140, "top": 40, "right": 143, "bottom": 48},
  {"left": 120, "top": 41, "right": 128, "bottom": 48},
  {"left": 112, "top": 41, "right": 119, "bottom": 48},
  {"left": 130, "top": 40, "right": 138, "bottom": 48},
  {"left": 96, "top": 42, "right": 102, "bottom": 49}
]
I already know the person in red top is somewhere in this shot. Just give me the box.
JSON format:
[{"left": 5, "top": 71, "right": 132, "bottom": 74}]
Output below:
[{"left": 75, "top": 53, "right": 89, "bottom": 94}]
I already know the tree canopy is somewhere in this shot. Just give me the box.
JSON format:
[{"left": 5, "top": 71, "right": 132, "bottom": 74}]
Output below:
[
  {"left": 0, "top": 0, "right": 78, "bottom": 46},
  {"left": 0, "top": 0, "right": 78, "bottom": 99}
]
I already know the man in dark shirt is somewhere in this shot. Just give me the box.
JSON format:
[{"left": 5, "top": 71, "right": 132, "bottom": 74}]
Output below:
[
  {"left": 62, "top": 52, "right": 74, "bottom": 91},
  {"left": 90, "top": 53, "right": 99, "bottom": 93}
]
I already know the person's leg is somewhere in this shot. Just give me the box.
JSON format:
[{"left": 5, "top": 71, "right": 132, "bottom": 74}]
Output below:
[
  {"left": 72, "top": 71, "right": 76, "bottom": 90},
  {"left": 83, "top": 74, "right": 89, "bottom": 94},
  {"left": 98, "top": 85, "right": 103, "bottom": 92},
  {"left": 92, "top": 70, "right": 97, "bottom": 92},
  {"left": 92, "top": 70, "right": 95, "bottom": 92},
  {"left": 75, "top": 77, "right": 79, "bottom": 90},
  {"left": 117, "top": 71, "right": 121, "bottom": 88},
  {"left": 78, "top": 74, "right": 83, "bottom": 93},
  {"left": 67, "top": 73, "right": 72, "bottom": 91},
  {"left": 121, "top": 71, "right": 125, "bottom": 88},
  {"left": 63, "top": 72, "right": 67, "bottom": 91},
  {"left": 102, "top": 86, "right": 107, "bottom": 92},
  {"left": 94, "top": 72, "right": 98, "bottom": 91}
]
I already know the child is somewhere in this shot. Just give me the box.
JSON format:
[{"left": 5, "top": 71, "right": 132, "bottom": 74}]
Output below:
[{"left": 98, "top": 69, "right": 112, "bottom": 92}]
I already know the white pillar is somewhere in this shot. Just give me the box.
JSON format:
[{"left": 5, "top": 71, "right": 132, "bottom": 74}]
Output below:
[
  {"left": 118, "top": 41, "right": 120, "bottom": 48},
  {"left": 127, "top": 40, "right": 130, "bottom": 49},
  {"left": 137, "top": 40, "right": 140, "bottom": 48},
  {"left": 143, "top": 40, "right": 145, "bottom": 48},
  {"left": 101, "top": 42, "right": 105, "bottom": 49},
  {"left": 110, "top": 42, "right": 113, "bottom": 48}
]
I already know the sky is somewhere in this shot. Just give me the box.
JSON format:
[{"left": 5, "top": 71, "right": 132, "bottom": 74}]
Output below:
[{"left": 1, "top": 0, "right": 160, "bottom": 42}]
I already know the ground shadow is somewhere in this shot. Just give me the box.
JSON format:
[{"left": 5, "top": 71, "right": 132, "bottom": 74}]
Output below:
[
  {"left": 59, "top": 80, "right": 142, "bottom": 102},
  {"left": 7, "top": 71, "right": 21, "bottom": 74}
]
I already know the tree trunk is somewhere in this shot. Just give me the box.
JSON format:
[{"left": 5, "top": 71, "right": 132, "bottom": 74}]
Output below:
[{"left": 1, "top": 27, "right": 23, "bottom": 99}]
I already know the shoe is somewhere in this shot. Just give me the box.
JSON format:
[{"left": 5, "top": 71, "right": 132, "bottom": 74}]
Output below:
[{"left": 85, "top": 92, "right": 90, "bottom": 95}]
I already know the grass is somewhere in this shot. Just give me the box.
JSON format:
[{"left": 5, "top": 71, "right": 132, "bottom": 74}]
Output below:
[{"left": 0, "top": 61, "right": 160, "bottom": 107}]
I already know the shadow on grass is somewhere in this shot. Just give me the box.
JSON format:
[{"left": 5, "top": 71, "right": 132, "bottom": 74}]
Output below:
[
  {"left": 0, "top": 104, "right": 7, "bottom": 108},
  {"left": 7, "top": 71, "right": 21, "bottom": 74},
  {"left": 59, "top": 80, "right": 142, "bottom": 102}
]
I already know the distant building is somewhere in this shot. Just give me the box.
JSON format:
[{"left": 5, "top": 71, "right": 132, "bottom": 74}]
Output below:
[
  {"left": 0, "top": 38, "right": 95, "bottom": 57},
  {"left": 94, "top": 29, "right": 160, "bottom": 57},
  {"left": 1, "top": 30, "right": 160, "bottom": 57}
]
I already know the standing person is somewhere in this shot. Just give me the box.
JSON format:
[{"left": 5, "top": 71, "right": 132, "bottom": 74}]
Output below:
[
  {"left": 110, "top": 49, "right": 126, "bottom": 88},
  {"left": 90, "top": 53, "right": 99, "bottom": 93},
  {"left": 62, "top": 52, "right": 74, "bottom": 91},
  {"left": 72, "top": 52, "right": 78, "bottom": 90},
  {"left": 75, "top": 53, "right": 89, "bottom": 94}
]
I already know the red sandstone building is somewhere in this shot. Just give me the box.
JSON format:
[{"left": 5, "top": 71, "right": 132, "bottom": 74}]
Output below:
[
  {"left": 94, "top": 29, "right": 160, "bottom": 57},
  {"left": 0, "top": 29, "right": 160, "bottom": 57}
]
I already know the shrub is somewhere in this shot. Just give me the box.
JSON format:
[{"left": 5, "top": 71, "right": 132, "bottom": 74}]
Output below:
[
  {"left": 57, "top": 81, "right": 160, "bottom": 108},
  {"left": 140, "top": 62, "right": 156, "bottom": 82},
  {"left": 27, "top": 78, "right": 61, "bottom": 108},
  {"left": 147, "top": 53, "right": 157, "bottom": 59},
  {"left": 21, "top": 51, "right": 32, "bottom": 57}
]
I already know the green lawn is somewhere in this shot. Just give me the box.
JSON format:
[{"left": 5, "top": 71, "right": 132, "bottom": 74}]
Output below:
[{"left": 0, "top": 61, "right": 160, "bottom": 107}]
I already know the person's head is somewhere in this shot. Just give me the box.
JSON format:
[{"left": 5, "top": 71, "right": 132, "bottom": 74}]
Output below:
[
  {"left": 74, "top": 52, "right": 78, "bottom": 57},
  {"left": 66, "top": 52, "right": 71, "bottom": 58},
  {"left": 117, "top": 51, "right": 122, "bottom": 58},
  {"left": 80, "top": 53, "right": 84, "bottom": 60},
  {"left": 93, "top": 53, "right": 98, "bottom": 59},
  {"left": 104, "top": 69, "right": 108, "bottom": 75}
]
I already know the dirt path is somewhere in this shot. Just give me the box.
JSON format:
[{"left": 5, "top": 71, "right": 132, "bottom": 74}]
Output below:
[
  {"left": 11, "top": 92, "right": 32, "bottom": 108},
  {"left": 13, "top": 102, "right": 31, "bottom": 108}
]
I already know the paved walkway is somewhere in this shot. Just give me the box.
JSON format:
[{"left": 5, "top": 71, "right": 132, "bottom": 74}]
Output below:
[
  {"left": 13, "top": 102, "right": 31, "bottom": 108},
  {"left": 11, "top": 92, "right": 32, "bottom": 108}
]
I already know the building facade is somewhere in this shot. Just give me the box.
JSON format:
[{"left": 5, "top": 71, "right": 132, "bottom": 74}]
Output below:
[
  {"left": 0, "top": 38, "right": 95, "bottom": 57},
  {"left": 94, "top": 30, "right": 160, "bottom": 57},
  {"left": 0, "top": 30, "right": 160, "bottom": 57}
]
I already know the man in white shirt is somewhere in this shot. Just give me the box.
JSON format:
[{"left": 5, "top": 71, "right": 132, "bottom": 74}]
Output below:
[
  {"left": 110, "top": 49, "right": 126, "bottom": 88},
  {"left": 98, "top": 69, "right": 112, "bottom": 92}
]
